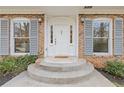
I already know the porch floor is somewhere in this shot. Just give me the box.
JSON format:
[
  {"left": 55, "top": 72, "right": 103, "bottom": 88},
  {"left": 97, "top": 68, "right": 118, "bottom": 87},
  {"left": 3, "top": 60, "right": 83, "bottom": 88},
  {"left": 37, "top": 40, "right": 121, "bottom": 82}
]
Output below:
[{"left": 2, "top": 70, "right": 115, "bottom": 87}]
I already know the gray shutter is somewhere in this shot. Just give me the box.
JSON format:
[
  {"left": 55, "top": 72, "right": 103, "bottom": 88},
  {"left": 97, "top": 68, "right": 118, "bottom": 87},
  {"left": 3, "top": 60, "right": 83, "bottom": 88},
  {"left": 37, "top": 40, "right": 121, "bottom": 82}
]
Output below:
[
  {"left": 84, "top": 18, "right": 93, "bottom": 55},
  {"left": 114, "top": 18, "right": 123, "bottom": 55},
  {"left": 30, "top": 19, "right": 38, "bottom": 55},
  {"left": 0, "top": 19, "right": 9, "bottom": 55}
]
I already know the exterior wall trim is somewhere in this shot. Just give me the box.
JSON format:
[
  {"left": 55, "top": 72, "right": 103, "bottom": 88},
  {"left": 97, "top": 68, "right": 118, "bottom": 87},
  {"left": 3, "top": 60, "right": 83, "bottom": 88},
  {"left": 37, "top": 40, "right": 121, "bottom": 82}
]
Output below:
[
  {"left": 44, "top": 15, "right": 47, "bottom": 57},
  {"left": 76, "top": 14, "right": 79, "bottom": 57},
  {"left": 45, "top": 15, "right": 78, "bottom": 57}
]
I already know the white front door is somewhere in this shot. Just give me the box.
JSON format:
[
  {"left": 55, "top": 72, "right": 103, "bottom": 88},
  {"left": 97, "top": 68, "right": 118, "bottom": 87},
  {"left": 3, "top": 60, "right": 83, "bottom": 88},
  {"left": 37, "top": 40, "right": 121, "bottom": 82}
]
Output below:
[
  {"left": 54, "top": 24, "right": 70, "bottom": 56},
  {"left": 46, "top": 17, "right": 77, "bottom": 57}
]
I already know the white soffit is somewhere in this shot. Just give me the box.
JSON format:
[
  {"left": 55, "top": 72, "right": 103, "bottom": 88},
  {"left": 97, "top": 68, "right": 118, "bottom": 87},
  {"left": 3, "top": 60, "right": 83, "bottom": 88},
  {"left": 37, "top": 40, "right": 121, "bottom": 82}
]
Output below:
[
  {"left": 0, "top": 6, "right": 43, "bottom": 14},
  {"left": 79, "top": 6, "right": 124, "bottom": 14},
  {"left": 0, "top": 6, "right": 124, "bottom": 15}
]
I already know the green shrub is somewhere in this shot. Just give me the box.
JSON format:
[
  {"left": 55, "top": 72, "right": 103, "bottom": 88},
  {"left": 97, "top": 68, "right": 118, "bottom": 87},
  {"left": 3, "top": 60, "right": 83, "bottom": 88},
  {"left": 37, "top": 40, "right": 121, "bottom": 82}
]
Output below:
[
  {"left": 13, "top": 55, "right": 37, "bottom": 75},
  {"left": 0, "top": 56, "right": 17, "bottom": 76},
  {"left": 0, "top": 55, "right": 37, "bottom": 76},
  {"left": 104, "top": 60, "right": 124, "bottom": 78},
  {"left": 16, "top": 55, "right": 37, "bottom": 65},
  {"left": 2, "top": 56, "right": 17, "bottom": 63}
]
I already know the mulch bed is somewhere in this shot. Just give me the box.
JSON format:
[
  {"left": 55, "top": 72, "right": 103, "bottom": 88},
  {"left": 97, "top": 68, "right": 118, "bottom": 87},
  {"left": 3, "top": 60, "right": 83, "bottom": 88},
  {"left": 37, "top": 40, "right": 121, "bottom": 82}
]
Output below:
[
  {"left": 96, "top": 68, "right": 124, "bottom": 87},
  {"left": 0, "top": 74, "right": 15, "bottom": 86}
]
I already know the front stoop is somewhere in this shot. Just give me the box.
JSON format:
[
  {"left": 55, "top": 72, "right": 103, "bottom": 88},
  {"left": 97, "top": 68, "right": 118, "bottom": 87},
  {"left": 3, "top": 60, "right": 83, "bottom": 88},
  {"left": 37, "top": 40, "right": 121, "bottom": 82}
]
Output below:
[
  {"left": 2, "top": 70, "right": 115, "bottom": 87},
  {"left": 2, "top": 58, "right": 116, "bottom": 87},
  {"left": 27, "top": 58, "right": 94, "bottom": 84}
]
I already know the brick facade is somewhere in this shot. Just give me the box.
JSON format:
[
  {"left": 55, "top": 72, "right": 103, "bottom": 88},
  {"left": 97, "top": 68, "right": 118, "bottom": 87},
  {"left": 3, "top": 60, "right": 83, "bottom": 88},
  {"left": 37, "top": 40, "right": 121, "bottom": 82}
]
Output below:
[
  {"left": 0, "top": 14, "right": 45, "bottom": 58},
  {"left": 1, "top": 13, "right": 124, "bottom": 68},
  {"left": 79, "top": 14, "right": 124, "bottom": 68}
]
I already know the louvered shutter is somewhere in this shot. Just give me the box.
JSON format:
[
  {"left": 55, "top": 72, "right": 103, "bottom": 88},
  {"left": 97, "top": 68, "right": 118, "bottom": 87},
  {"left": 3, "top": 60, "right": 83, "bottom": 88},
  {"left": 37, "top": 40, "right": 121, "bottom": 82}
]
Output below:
[
  {"left": 114, "top": 18, "right": 123, "bottom": 55},
  {"left": 84, "top": 18, "right": 93, "bottom": 55},
  {"left": 30, "top": 19, "right": 38, "bottom": 55},
  {"left": 0, "top": 19, "right": 9, "bottom": 55}
]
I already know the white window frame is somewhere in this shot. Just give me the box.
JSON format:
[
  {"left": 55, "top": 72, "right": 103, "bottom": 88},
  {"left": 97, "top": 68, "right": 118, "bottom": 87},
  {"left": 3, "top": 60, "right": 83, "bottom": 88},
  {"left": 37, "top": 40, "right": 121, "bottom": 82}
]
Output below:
[
  {"left": 10, "top": 18, "right": 30, "bottom": 56},
  {"left": 92, "top": 18, "right": 112, "bottom": 56}
]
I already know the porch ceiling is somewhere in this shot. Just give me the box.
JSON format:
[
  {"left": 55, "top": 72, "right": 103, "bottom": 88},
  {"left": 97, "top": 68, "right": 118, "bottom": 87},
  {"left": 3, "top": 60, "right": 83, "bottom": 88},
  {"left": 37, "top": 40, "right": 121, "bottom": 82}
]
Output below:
[{"left": 0, "top": 6, "right": 124, "bottom": 15}]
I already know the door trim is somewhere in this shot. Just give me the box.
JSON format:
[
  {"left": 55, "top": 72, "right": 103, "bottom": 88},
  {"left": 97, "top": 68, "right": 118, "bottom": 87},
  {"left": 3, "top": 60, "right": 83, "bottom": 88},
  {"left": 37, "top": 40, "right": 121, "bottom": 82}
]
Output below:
[{"left": 44, "top": 15, "right": 78, "bottom": 57}]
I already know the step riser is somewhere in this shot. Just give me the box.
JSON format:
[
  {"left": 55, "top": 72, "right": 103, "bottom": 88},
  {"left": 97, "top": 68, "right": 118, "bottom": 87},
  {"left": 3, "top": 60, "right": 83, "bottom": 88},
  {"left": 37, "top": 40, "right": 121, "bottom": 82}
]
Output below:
[
  {"left": 28, "top": 58, "right": 94, "bottom": 84},
  {"left": 35, "top": 64, "right": 89, "bottom": 72},
  {"left": 28, "top": 71, "right": 93, "bottom": 84},
  {"left": 28, "top": 64, "right": 94, "bottom": 84},
  {"left": 28, "top": 65, "right": 94, "bottom": 78}
]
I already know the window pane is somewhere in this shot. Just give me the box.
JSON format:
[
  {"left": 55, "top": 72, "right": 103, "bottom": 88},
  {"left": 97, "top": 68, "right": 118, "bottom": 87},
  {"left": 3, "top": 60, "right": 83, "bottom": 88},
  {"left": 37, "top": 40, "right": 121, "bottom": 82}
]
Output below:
[
  {"left": 14, "top": 21, "right": 29, "bottom": 37},
  {"left": 50, "top": 25, "right": 53, "bottom": 43},
  {"left": 70, "top": 25, "right": 73, "bottom": 43},
  {"left": 15, "top": 38, "right": 29, "bottom": 53},
  {"left": 93, "top": 38, "right": 108, "bottom": 52},
  {"left": 93, "top": 21, "right": 109, "bottom": 37}
]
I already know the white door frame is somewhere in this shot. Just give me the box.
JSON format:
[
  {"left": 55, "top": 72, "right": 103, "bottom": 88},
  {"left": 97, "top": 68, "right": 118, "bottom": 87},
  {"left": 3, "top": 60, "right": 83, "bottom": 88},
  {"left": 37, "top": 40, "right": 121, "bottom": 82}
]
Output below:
[{"left": 44, "top": 15, "right": 78, "bottom": 57}]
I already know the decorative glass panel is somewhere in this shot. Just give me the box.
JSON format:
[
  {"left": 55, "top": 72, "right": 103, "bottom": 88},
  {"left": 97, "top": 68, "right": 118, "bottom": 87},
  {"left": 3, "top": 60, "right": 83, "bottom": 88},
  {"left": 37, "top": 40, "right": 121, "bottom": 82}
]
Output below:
[
  {"left": 15, "top": 38, "right": 29, "bottom": 53},
  {"left": 50, "top": 25, "right": 53, "bottom": 43},
  {"left": 93, "top": 21, "right": 109, "bottom": 37},
  {"left": 93, "top": 38, "right": 108, "bottom": 52},
  {"left": 70, "top": 25, "right": 73, "bottom": 43},
  {"left": 14, "top": 21, "right": 29, "bottom": 37}
]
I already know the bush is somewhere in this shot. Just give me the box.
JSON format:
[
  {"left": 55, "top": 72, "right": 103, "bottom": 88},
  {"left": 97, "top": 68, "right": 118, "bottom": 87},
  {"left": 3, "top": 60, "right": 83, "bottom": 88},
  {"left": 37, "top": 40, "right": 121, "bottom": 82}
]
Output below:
[
  {"left": 104, "top": 60, "right": 124, "bottom": 78},
  {"left": 13, "top": 55, "right": 37, "bottom": 75},
  {"left": 0, "top": 56, "right": 17, "bottom": 76},
  {"left": 0, "top": 55, "right": 37, "bottom": 77}
]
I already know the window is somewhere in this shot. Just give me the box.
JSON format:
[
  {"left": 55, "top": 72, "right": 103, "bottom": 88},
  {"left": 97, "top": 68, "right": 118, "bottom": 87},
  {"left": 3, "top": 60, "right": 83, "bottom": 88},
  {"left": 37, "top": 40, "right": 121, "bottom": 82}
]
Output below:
[
  {"left": 50, "top": 25, "right": 53, "bottom": 44},
  {"left": 70, "top": 25, "right": 73, "bottom": 44},
  {"left": 12, "top": 19, "right": 30, "bottom": 54},
  {"left": 93, "top": 19, "right": 112, "bottom": 54}
]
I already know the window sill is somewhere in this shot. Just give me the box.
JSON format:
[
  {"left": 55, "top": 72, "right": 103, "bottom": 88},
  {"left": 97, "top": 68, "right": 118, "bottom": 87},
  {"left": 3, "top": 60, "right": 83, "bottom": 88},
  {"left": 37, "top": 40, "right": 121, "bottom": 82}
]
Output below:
[
  {"left": 93, "top": 53, "right": 112, "bottom": 56},
  {"left": 11, "top": 53, "right": 30, "bottom": 56}
]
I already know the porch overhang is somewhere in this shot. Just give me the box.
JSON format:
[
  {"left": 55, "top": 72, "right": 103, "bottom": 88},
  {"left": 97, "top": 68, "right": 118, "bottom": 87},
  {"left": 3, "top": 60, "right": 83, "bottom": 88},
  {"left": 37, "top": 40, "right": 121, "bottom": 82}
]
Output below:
[{"left": 0, "top": 6, "right": 124, "bottom": 15}]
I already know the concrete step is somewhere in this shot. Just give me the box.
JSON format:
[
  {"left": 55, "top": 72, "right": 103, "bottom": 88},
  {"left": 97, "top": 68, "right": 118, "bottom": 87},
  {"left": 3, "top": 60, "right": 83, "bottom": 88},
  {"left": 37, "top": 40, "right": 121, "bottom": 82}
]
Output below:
[
  {"left": 36, "top": 60, "right": 88, "bottom": 72},
  {"left": 36, "top": 58, "right": 88, "bottom": 72},
  {"left": 27, "top": 62, "right": 94, "bottom": 84}
]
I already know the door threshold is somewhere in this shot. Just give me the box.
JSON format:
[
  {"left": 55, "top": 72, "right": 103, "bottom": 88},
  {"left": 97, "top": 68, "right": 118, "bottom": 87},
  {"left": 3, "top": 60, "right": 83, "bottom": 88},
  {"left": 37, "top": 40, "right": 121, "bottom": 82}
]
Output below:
[{"left": 54, "top": 56, "right": 69, "bottom": 58}]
